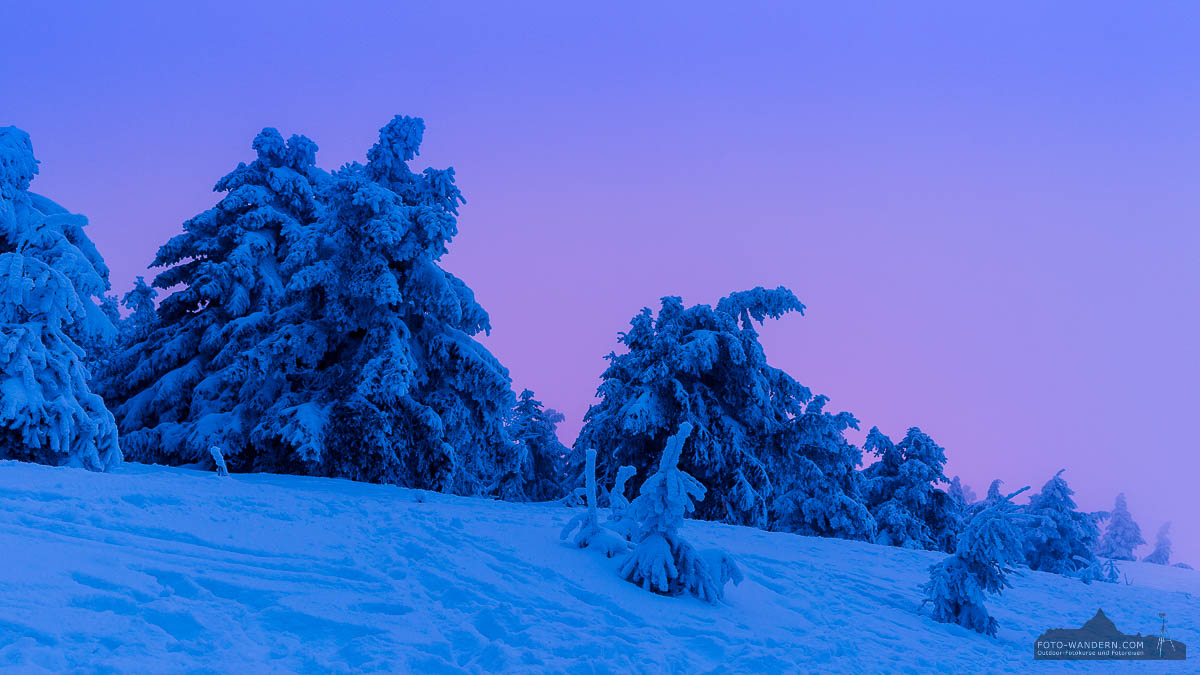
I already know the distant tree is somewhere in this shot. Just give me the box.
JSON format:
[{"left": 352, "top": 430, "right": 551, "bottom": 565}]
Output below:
[
  {"left": 500, "top": 389, "right": 569, "bottom": 501},
  {"left": 1023, "top": 470, "right": 1100, "bottom": 575},
  {"left": 949, "top": 476, "right": 977, "bottom": 507},
  {"left": 1142, "top": 522, "right": 1172, "bottom": 565},
  {"left": 922, "top": 486, "right": 1030, "bottom": 637},
  {"left": 984, "top": 479, "right": 1004, "bottom": 502},
  {"left": 0, "top": 126, "right": 119, "bottom": 470},
  {"left": 575, "top": 288, "right": 872, "bottom": 540},
  {"left": 1094, "top": 494, "right": 1145, "bottom": 561},
  {"left": 94, "top": 276, "right": 157, "bottom": 403},
  {"left": 862, "top": 427, "right": 958, "bottom": 551},
  {"left": 618, "top": 423, "right": 740, "bottom": 602}
]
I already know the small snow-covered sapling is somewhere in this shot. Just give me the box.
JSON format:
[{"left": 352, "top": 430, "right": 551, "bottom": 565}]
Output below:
[
  {"left": 618, "top": 423, "right": 740, "bottom": 603},
  {"left": 922, "top": 486, "right": 1030, "bottom": 637},
  {"left": 560, "top": 449, "right": 629, "bottom": 558},
  {"left": 209, "top": 446, "right": 229, "bottom": 477},
  {"left": 605, "top": 465, "right": 638, "bottom": 540}
]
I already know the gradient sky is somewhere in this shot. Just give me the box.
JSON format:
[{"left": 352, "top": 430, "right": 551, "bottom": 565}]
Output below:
[{"left": 4, "top": 2, "right": 1197, "bottom": 564}]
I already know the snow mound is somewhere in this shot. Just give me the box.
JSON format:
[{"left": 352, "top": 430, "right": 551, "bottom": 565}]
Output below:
[{"left": 0, "top": 461, "right": 1195, "bottom": 673}]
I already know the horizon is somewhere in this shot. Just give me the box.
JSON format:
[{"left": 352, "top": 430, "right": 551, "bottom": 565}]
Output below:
[{"left": 3, "top": 1, "right": 1195, "bottom": 564}]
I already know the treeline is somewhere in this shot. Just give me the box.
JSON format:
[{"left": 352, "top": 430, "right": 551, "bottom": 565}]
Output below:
[{"left": 0, "top": 119, "right": 1183, "bottom": 626}]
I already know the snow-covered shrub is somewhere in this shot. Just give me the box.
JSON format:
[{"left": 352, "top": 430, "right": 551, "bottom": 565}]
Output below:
[
  {"left": 103, "top": 117, "right": 516, "bottom": 493},
  {"left": 209, "top": 446, "right": 229, "bottom": 477},
  {"left": 1023, "top": 470, "right": 1100, "bottom": 575},
  {"left": 575, "top": 287, "right": 872, "bottom": 540},
  {"left": 0, "top": 127, "right": 120, "bottom": 471},
  {"left": 606, "top": 465, "right": 639, "bottom": 540},
  {"left": 1094, "top": 493, "right": 1144, "bottom": 561},
  {"left": 500, "top": 389, "right": 570, "bottom": 501},
  {"left": 1074, "top": 557, "right": 1117, "bottom": 585},
  {"left": 561, "top": 449, "right": 629, "bottom": 558},
  {"left": 922, "top": 486, "right": 1029, "bottom": 637},
  {"left": 258, "top": 116, "right": 514, "bottom": 493},
  {"left": 609, "top": 465, "right": 637, "bottom": 515},
  {"left": 618, "top": 423, "right": 741, "bottom": 602},
  {"left": 862, "top": 427, "right": 958, "bottom": 552},
  {"left": 1142, "top": 522, "right": 1172, "bottom": 565}
]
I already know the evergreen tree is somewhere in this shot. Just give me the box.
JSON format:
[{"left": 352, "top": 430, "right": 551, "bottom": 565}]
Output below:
[
  {"left": 949, "top": 476, "right": 976, "bottom": 506},
  {"left": 862, "top": 427, "right": 958, "bottom": 551},
  {"left": 1095, "top": 493, "right": 1145, "bottom": 561},
  {"left": 103, "top": 128, "right": 328, "bottom": 467},
  {"left": 500, "top": 389, "right": 569, "bottom": 501},
  {"left": 922, "top": 486, "right": 1030, "bottom": 637},
  {"left": 575, "top": 288, "right": 872, "bottom": 539},
  {"left": 0, "top": 127, "right": 119, "bottom": 470},
  {"left": 105, "top": 116, "right": 516, "bottom": 493},
  {"left": 1023, "top": 470, "right": 1100, "bottom": 575},
  {"left": 984, "top": 479, "right": 1004, "bottom": 502},
  {"left": 1142, "top": 522, "right": 1172, "bottom": 565},
  {"left": 618, "top": 423, "right": 740, "bottom": 602},
  {"left": 259, "top": 116, "right": 513, "bottom": 492}
]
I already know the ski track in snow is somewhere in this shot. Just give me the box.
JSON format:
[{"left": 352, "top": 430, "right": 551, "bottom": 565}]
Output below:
[{"left": 0, "top": 461, "right": 1196, "bottom": 674}]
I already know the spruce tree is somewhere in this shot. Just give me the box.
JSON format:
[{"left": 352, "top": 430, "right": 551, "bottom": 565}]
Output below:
[
  {"left": 0, "top": 127, "right": 119, "bottom": 470},
  {"left": 106, "top": 117, "right": 515, "bottom": 493},
  {"left": 575, "top": 288, "right": 872, "bottom": 539},
  {"left": 1095, "top": 493, "right": 1145, "bottom": 561},
  {"left": 922, "top": 487, "right": 1030, "bottom": 637},
  {"left": 862, "top": 427, "right": 958, "bottom": 551},
  {"left": 948, "top": 476, "right": 976, "bottom": 506},
  {"left": 500, "top": 389, "right": 569, "bottom": 501},
  {"left": 1142, "top": 522, "right": 1172, "bottom": 565},
  {"left": 1023, "top": 470, "right": 1100, "bottom": 575},
  {"left": 103, "top": 128, "right": 327, "bottom": 466}
]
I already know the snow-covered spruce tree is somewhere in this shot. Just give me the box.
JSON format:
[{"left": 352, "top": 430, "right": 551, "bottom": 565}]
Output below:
[
  {"left": 922, "top": 486, "right": 1030, "bottom": 637},
  {"left": 1023, "top": 470, "right": 1100, "bottom": 575},
  {"left": 574, "top": 288, "right": 873, "bottom": 539},
  {"left": 862, "top": 427, "right": 958, "bottom": 552},
  {"left": 768, "top": 395, "right": 875, "bottom": 539},
  {"left": 618, "top": 423, "right": 740, "bottom": 602},
  {"left": 1095, "top": 493, "right": 1145, "bottom": 561},
  {"left": 949, "top": 476, "right": 976, "bottom": 507},
  {"left": 0, "top": 127, "right": 120, "bottom": 470},
  {"left": 93, "top": 276, "right": 157, "bottom": 403},
  {"left": 499, "top": 389, "right": 569, "bottom": 501},
  {"left": 104, "top": 117, "right": 515, "bottom": 492},
  {"left": 102, "top": 128, "right": 328, "bottom": 467},
  {"left": 1142, "top": 522, "right": 1172, "bottom": 565},
  {"left": 249, "top": 116, "right": 514, "bottom": 492}
]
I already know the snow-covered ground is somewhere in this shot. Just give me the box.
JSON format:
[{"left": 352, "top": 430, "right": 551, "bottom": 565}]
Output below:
[{"left": 0, "top": 461, "right": 1195, "bottom": 674}]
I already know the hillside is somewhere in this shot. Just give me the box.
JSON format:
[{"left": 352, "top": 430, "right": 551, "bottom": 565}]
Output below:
[{"left": 0, "top": 461, "right": 1195, "bottom": 673}]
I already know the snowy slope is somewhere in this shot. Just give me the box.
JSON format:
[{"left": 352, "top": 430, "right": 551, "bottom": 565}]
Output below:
[{"left": 0, "top": 461, "right": 1195, "bottom": 674}]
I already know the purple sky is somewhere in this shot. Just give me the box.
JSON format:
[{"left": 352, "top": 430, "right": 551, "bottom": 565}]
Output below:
[{"left": 5, "top": 2, "right": 1197, "bottom": 564}]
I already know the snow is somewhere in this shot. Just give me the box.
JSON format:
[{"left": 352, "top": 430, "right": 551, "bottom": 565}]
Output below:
[{"left": 1, "top": 460, "right": 1196, "bottom": 673}]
